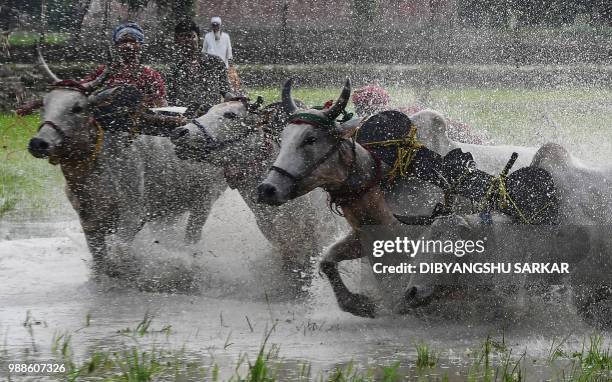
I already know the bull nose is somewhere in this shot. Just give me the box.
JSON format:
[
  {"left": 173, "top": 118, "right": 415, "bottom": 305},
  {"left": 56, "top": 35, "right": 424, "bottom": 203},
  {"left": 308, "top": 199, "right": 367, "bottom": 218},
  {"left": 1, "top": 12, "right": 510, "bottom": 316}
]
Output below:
[
  {"left": 257, "top": 182, "right": 280, "bottom": 205},
  {"left": 28, "top": 138, "right": 50, "bottom": 158},
  {"left": 170, "top": 126, "right": 189, "bottom": 144}
]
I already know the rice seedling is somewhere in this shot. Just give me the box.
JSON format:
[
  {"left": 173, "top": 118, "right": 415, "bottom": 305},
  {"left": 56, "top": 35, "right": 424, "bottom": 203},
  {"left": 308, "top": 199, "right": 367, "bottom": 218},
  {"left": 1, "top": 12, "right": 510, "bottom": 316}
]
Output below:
[
  {"left": 416, "top": 342, "right": 438, "bottom": 369},
  {"left": 467, "top": 335, "right": 495, "bottom": 382},
  {"left": 562, "top": 335, "right": 611, "bottom": 382},
  {"left": 117, "top": 312, "right": 156, "bottom": 336},
  {"left": 496, "top": 349, "right": 525, "bottom": 382},
  {"left": 4, "top": 314, "right": 611, "bottom": 382}
]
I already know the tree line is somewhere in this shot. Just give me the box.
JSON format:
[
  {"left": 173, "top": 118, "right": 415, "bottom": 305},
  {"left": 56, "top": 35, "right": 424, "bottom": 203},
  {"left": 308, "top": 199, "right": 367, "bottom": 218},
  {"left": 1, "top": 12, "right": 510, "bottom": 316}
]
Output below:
[{"left": 1, "top": 0, "right": 610, "bottom": 37}]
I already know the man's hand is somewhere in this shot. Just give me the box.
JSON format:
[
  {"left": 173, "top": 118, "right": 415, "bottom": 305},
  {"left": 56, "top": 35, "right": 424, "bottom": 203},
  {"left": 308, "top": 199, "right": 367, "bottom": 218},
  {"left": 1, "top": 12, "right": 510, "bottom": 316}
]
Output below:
[{"left": 15, "top": 99, "right": 43, "bottom": 116}]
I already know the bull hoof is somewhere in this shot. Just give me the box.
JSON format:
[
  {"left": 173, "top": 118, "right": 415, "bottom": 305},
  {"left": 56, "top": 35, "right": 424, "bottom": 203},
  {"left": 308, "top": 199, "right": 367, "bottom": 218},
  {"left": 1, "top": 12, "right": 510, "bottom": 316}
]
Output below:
[
  {"left": 398, "top": 285, "right": 437, "bottom": 312},
  {"left": 339, "top": 293, "right": 377, "bottom": 318},
  {"left": 184, "top": 234, "right": 200, "bottom": 245},
  {"left": 91, "top": 258, "right": 122, "bottom": 278}
]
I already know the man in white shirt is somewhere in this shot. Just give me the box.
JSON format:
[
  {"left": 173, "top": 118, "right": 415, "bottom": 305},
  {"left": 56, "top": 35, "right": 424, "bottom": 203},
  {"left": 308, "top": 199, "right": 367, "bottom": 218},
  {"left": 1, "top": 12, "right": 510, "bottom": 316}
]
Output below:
[{"left": 202, "top": 16, "right": 232, "bottom": 68}]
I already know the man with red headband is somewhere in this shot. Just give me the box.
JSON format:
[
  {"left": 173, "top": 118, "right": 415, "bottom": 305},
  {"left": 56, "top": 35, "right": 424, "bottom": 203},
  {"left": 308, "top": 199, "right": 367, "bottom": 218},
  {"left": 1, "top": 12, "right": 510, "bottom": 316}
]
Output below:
[
  {"left": 81, "top": 22, "right": 167, "bottom": 108},
  {"left": 16, "top": 22, "right": 166, "bottom": 115}
]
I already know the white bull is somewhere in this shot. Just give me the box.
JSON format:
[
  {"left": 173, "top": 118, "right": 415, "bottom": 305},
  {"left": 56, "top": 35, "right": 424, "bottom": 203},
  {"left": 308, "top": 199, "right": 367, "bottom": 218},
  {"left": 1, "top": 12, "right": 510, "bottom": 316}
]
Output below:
[
  {"left": 258, "top": 79, "right": 611, "bottom": 327},
  {"left": 28, "top": 50, "right": 224, "bottom": 278},
  {"left": 394, "top": 112, "right": 612, "bottom": 326},
  {"left": 169, "top": 86, "right": 338, "bottom": 293}
]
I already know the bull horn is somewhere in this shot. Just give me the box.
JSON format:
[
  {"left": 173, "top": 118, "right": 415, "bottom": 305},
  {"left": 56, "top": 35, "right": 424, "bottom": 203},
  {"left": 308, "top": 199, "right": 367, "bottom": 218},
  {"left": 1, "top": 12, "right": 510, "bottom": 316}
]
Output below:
[
  {"left": 36, "top": 42, "right": 61, "bottom": 84},
  {"left": 82, "top": 45, "right": 112, "bottom": 90},
  {"left": 281, "top": 78, "right": 298, "bottom": 114},
  {"left": 325, "top": 78, "right": 351, "bottom": 121},
  {"left": 82, "top": 65, "right": 110, "bottom": 90}
]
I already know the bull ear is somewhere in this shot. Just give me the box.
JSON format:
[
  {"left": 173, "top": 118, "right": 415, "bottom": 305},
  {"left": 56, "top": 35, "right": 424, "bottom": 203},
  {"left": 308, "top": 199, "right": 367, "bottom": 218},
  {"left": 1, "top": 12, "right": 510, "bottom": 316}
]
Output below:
[
  {"left": 335, "top": 116, "right": 361, "bottom": 138},
  {"left": 281, "top": 78, "right": 298, "bottom": 114},
  {"left": 325, "top": 78, "right": 351, "bottom": 121},
  {"left": 222, "top": 91, "right": 238, "bottom": 102},
  {"left": 247, "top": 96, "right": 264, "bottom": 113},
  {"left": 88, "top": 86, "right": 116, "bottom": 106}
]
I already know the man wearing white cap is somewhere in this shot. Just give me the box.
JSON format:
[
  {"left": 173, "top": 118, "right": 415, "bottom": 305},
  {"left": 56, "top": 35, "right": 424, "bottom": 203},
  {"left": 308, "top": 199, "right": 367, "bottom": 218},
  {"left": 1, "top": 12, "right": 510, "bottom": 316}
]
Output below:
[{"left": 202, "top": 16, "right": 232, "bottom": 68}]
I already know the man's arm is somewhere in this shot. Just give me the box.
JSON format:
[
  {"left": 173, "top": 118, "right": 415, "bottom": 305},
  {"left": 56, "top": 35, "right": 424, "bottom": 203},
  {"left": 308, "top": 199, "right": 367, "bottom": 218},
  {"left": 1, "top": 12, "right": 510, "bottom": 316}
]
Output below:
[{"left": 80, "top": 64, "right": 107, "bottom": 83}]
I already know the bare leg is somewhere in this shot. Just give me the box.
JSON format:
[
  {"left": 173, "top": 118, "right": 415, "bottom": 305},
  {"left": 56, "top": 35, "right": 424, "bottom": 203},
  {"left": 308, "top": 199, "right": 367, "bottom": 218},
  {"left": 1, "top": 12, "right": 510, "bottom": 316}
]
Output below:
[{"left": 320, "top": 231, "right": 377, "bottom": 318}]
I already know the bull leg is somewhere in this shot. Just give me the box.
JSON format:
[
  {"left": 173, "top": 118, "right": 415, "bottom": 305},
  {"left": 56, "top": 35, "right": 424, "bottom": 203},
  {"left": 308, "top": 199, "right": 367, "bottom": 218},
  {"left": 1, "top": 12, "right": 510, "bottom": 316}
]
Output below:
[
  {"left": 106, "top": 212, "right": 146, "bottom": 279},
  {"left": 185, "top": 185, "right": 223, "bottom": 244},
  {"left": 320, "top": 231, "right": 377, "bottom": 318},
  {"left": 242, "top": 190, "right": 319, "bottom": 294},
  {"left": 244, "top": 198, "right": 311, "bottom": 294},
  {"left": 83, "top": 228, "right": 115, "bottom": 277}
]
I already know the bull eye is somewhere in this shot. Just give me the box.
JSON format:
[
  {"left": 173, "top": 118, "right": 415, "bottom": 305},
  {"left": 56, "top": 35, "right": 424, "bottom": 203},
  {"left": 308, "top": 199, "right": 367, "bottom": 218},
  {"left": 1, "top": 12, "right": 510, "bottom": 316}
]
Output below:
[
  {"left": 303, "top": 136, "right": 317, "bottom": 145},
  {"left": 72, "top": 105, "right": 84, "bottom": 114},
  {"left": 223, "top": 111, "right": 237, "bottom": 119}
]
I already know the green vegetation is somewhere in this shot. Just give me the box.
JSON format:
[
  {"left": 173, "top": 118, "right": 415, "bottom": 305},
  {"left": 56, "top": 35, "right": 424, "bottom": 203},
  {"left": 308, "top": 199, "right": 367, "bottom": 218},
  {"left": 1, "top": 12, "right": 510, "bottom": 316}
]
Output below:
[
  {"left": 2, "top": 313, "right": 610, "bottom": 381},
  {"left": 0, "top": 114, "right": 65, "bottom": 220},
  {"left": 7, "top": 31, "right": 70, "bottom": 47},
  {"left": 415, "top": 342, "right": 438, "bottom": 369}
]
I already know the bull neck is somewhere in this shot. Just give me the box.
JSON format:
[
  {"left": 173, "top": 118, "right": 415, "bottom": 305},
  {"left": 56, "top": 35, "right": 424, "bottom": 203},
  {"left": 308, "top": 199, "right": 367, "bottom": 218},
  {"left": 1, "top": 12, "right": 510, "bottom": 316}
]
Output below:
[
  {"left": 60, "top": 131, "right": 132, "bottom": 183},
  {"left": 328, "top": 143, "right": 396, "bottom": 227}
]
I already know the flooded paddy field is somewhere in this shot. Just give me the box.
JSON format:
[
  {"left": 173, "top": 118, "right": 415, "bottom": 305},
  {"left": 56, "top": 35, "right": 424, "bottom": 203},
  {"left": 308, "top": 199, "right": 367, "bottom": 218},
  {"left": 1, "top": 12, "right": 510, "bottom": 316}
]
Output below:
[{"left": 1, "top": 86, "right": 611, "bottom": 381}]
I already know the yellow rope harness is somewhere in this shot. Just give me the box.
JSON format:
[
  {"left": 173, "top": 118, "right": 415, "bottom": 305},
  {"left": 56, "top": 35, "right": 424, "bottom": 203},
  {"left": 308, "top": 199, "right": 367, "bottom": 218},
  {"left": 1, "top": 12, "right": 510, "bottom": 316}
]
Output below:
[
  {"left": 480, "top": 170, "right": 554, "bottom": 225},
  {"left": 352, "top": 121, "right": 554, "bottom": 224},
  {"left": 89, "top": 119, "right": 105, "bottom": 162},
  {"left": 359, "top": 125, "right": 423, "bottom": 180}
]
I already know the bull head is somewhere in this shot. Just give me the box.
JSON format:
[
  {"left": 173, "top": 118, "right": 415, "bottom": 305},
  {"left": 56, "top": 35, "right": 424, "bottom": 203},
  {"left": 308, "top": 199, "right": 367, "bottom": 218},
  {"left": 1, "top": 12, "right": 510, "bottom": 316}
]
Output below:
[{"left": 282, "top": 77, "right": 351, "bottom": 129}]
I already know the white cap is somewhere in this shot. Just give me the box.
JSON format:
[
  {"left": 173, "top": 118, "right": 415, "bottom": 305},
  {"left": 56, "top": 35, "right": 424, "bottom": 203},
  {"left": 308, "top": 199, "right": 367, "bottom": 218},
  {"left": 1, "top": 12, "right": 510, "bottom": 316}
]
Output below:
[{"left": 211, "top": 16, "right": 222, "bottom": 25}]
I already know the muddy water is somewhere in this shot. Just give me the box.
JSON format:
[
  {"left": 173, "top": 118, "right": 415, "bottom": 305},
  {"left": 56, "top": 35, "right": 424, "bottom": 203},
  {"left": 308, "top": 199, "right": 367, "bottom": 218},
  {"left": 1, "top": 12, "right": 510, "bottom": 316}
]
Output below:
[{"left": 0, "top": 186, "right": 609, "bottom": 380}]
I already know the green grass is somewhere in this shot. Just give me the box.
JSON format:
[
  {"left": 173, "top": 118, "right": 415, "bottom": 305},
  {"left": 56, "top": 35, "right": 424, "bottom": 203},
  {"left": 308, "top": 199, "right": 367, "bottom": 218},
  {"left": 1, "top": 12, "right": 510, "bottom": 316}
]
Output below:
[
  {"left": 6, "top": 31, "right": 70, "bottom": 47},
  {"left": 0, "top": 114, "right": 66, "bottom": 220}
]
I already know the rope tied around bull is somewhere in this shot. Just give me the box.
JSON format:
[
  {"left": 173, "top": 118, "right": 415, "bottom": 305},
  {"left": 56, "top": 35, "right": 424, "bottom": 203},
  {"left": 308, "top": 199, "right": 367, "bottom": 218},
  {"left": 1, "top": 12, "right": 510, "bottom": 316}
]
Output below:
[
  {"left": 481, "top": 153, "right": 519, "bottom": 217},
  {"left": 358, "top": 125, "right": 423, "bottom": 180},
  {"left": 479, "top": 152, "right": 555, "bottom": 224}
]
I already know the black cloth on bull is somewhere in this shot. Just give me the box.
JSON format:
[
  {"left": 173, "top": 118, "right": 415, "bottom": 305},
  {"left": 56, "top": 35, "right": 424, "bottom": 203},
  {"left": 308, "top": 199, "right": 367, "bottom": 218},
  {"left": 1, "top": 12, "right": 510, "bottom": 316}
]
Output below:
[
  {"left": 93, "top": 85, "right": 186, "bottom": 137},
  {"left": 355, "top": 110, "right": 559, "bottom": 225}
]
